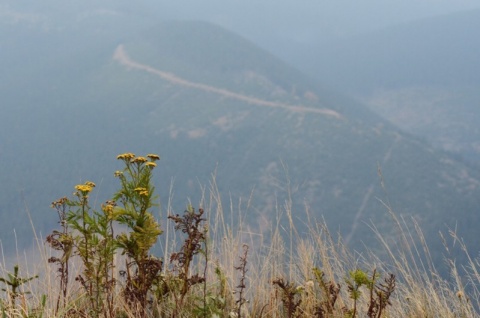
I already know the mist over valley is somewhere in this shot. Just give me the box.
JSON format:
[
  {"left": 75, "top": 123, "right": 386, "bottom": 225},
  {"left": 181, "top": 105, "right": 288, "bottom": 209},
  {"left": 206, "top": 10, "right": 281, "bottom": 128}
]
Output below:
[{"left": 1, "top": 1, "right": 480, "bottom": 278}]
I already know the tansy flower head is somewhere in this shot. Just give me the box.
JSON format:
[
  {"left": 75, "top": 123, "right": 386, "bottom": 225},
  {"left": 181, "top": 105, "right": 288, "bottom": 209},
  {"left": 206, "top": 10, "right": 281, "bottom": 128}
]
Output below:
[
  {"left": 147, "top": 154, "right": 160, "bottom": 161},
  {"left": 102, "top": 203, "right": 114, "bottom": 213},
  {"left": 114, "top": 170, "right": 123, "bottom": 177},
  {"left": 146, "top": 162, "right": 157, "bottom": 168},
  {"left": 85, "top": 181, "right": 96, "bottom": 188},
  {"left": 117, "top": 153, "right": 135, "bottom": 160},
  {"left": 131, "top": 156, "right": 148, "bottom": 164},
  {"left": 102, "top": 200, "right": 117, "bottom": 218},
  {"left": 75, "top": 184, "right": 93, "bottom": 194},
  {"left": 134, "top": 187, "right": 149, "bottom": 196}
]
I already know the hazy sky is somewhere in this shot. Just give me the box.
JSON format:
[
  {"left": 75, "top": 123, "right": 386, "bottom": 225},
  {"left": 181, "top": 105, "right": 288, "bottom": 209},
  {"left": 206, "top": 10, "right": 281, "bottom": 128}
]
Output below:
[
  {"left": 4, "top": 1, "right": 480, "bottom": 42},
  {"left": 142, "top": 1, "right": 480, "bottom": 42},
  {"left": 3, "top": 0, "right": 480, "bottom": 62}
]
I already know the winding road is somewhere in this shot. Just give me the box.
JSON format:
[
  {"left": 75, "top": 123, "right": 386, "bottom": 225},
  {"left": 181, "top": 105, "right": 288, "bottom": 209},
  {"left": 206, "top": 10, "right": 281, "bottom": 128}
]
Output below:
[{"left": 113, "top": 45, "right": 344, "bottom": 120}]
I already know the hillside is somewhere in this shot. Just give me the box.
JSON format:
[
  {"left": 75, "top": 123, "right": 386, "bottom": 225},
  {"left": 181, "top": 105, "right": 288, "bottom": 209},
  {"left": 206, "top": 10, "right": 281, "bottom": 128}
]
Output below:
[
  {"left": 290, "top": 9, "right": 480, "bottom": 163},
  {"left": 1, "top": 17, "right": 480, "bottom": 273},
  {"left": 359, "top": 86, "right": 480, "bottom": 164},
  {"left": 299, "top": 9, "right": 480, "bottom": 91}
]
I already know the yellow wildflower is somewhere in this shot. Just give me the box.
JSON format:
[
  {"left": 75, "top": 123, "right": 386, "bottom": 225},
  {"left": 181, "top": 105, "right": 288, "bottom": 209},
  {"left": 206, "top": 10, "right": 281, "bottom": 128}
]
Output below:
[
  {"left": 102, "top": 203, "right": 114, "bottom": 213},
  {"left": 85, "top": 181, "right": 96, "bottom": 188},
  {"left": 131, "top": 156, "right": 148, "bottom": 163},
  {"left": 102, "top": 200, "right": 117, "bottom": 218},
  {"left": 147, "top": 154, "right": 160, "bottom": 161},
  {"left": 75, "top": 184, "right": 93, "bottom": 193},
  {"left": 117, "top": 153, "right": 135, "bottom": 160},
  {"left": 134, "top": 187, "right": 149, "bottom": 196},
  {"left": 145, "top": 162, "right": 157, "bottom": 168},
  {"left": 114, "top": 170, "right": 123, "bottom": 177}
]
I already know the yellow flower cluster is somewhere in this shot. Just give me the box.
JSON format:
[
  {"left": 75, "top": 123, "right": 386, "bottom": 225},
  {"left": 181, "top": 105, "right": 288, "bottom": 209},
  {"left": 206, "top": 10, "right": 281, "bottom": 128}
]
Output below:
[
  {"left": 145, "top": 162, "right": 157, "bottom": 168},
  {"left": 75, "top": 184, "right": 93, "bottom": 194},
  {"left": 85, "top": 181, "right": 96, "bottom": 188},
  {"left": 147, "top": 154, "right": 160, "bottom": 161},
  {"left": 74, "top": 181, "right": 95, "bottom": 195},
  {"left": 134, "top": 187, "right": 149, "bottom": 196},
  {"left": 102, "top": 204, "right": 114, "bottom": 214},
  {"left": 116, "top": 152, "right": 159, "bottom": 180},
  {"left": 131, "top": 156, "right": 148, "bottom": 164},
  {"left": 101, "top": 200, "right": 117, "bottom": 219},
  {"left": 116, "top": 153, "right": 160, "bottom": 169},
  {"left": 117, "top": 153, "right": 135, "bottom": 160}
]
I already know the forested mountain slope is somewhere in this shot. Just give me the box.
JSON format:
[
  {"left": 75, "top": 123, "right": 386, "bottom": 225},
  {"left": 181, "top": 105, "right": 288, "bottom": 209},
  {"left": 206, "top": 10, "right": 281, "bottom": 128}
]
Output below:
[{"left": 1, "top": 18, "right": 479, "bottom": 273}]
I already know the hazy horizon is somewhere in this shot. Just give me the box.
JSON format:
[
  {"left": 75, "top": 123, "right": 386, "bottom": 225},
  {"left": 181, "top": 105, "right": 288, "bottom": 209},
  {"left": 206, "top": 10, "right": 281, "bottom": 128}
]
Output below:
[{"left": 3, "top": 1, "right": 480, "bottom": 48}]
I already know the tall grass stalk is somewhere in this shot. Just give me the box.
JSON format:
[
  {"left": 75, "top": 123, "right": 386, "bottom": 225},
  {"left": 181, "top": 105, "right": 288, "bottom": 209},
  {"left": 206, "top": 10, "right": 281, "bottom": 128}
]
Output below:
[{"left": 1, "top": 172, "right": 479, "bottom": 317}]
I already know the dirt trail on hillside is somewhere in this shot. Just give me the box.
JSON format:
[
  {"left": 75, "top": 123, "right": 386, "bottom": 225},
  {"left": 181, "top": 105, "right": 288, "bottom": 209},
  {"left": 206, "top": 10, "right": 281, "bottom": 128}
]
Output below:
[{"left": 113, "top": 45, "right": 343, "bottom": 119}]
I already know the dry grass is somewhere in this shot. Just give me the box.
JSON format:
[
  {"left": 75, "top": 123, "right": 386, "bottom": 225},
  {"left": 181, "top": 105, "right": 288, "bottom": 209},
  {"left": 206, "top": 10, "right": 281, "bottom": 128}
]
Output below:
[{"left": 0, "top": 178, "right": 479, "bottom": 318}]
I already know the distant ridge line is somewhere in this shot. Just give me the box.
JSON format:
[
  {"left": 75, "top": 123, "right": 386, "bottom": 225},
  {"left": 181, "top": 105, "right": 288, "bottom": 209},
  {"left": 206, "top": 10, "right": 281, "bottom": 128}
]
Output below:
[{"left": 113, "top": 45, "right": 344, "bottom": 120}]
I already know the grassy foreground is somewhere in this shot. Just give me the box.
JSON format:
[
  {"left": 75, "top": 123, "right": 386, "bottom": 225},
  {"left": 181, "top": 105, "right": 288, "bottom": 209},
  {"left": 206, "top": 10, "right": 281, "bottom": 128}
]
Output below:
[{"left": 0, "top": 153, "right": 479, "bottom": 317}]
